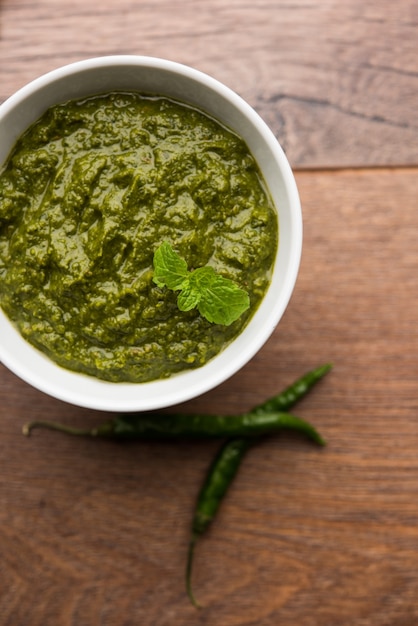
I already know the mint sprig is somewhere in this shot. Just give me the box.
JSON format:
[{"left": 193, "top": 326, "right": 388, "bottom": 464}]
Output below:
[{"left": 153, "top": 242, "right": 250, "bottom": 326}]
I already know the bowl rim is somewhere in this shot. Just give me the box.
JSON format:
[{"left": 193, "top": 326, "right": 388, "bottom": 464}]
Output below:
[{"left": 0, "top": 55, "right": 302, "bottom": 412}]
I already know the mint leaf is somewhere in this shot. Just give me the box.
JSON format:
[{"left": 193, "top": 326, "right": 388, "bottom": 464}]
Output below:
[
  {"left": 188, "top": 265, "right": 218, "bottom": 291},
  {"left": 152, "top": 242, "right": 250, "bottom": 325},
  {"left": 194, "top": 270, "right": 250, "bottom": 325},
  {"left": 153, "top": 241, "right": 189, "bottom": 290},
  {"left": 177, "top": 282, "right": 200, "bottom": 312}
]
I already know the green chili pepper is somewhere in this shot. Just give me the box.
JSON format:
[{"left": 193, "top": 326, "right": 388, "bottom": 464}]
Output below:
[
  {"left": 185, "top": 363, "right": 332, "bottom": 606},
  {"left": 186, "top": 437, "right": 251, "bottom": 607},
  {"left": 23, "top": 364, "right": 332, "bottom": 442},
  {"left": 252, "top": 362, "right": 333, "bottom": 415},
  {"left": 23, "top": 410, "right": 325, "bottom": 444}
]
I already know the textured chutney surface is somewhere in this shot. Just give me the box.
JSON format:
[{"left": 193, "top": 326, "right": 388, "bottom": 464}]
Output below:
[{"left": 0, "top": 93, "right": 278, "bottom": 382}]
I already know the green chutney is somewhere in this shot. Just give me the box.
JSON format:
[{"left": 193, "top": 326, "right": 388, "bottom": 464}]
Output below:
[{"left": 0, "top": 92, "right": 278, "bottom": 382}]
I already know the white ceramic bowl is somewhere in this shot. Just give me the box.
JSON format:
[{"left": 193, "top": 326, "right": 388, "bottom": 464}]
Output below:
[{"left": 0, "top": 55, "right": 302, "bottom": 412}]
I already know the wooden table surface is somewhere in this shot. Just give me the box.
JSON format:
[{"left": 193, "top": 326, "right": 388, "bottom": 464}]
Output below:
[{"left": 1, "top": 2, "right": 418, "bottom": 624}]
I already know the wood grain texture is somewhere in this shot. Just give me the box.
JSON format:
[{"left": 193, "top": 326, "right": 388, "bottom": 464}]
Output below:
[
  {"left": 0, "top": 168, "right": 417, "bottom": 624},
  {"left": 1, "top": 0, "right": 418, "bottom": 168},
  {"left": 1, "top": 2, "right": 418, "bottom": 623}
]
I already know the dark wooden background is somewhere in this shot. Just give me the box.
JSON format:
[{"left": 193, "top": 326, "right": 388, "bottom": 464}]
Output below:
[{"left": 1, "top": 1, "right": 418, "bottom": 624}]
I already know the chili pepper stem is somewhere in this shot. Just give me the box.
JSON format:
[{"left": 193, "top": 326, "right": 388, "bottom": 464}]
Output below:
[
  {"left": 22, "top": 420, "right": 93, "bottom": 437},
  {"left": 186, "top": 533, "right": 202, "bottom": 609}
]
